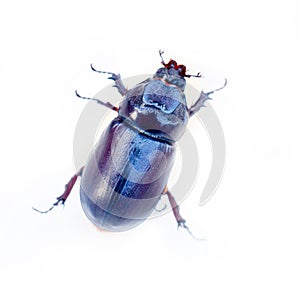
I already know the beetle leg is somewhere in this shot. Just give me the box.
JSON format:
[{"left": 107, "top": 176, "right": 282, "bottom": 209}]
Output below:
[
  {"left": 90, "top": 64, "right": 128, "bottom": 96},
  {"left": 75, "top": 90, "right": 118, "bottom": 112},
  {"left": 164, "top": 189, "right": 186, "bottom": 226},
  {"left": 33, "top": 167, "right": 84, "bottom": 214},
  {"left": 164, "top": 189, "right": 199, "bottom": 239},
  {"left": 189, "top": 79, "right": 227, "bottom": 117}
]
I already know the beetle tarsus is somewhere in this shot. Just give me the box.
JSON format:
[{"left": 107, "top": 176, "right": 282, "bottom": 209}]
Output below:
[
  {"left": 90, "top": 63, "right": 127, "bottom": 96},
  {"left": 189, "top": 78, "right": 227, "bottom": 117},
  {"left": 205, "top": 78, "right": 228, "bottom": 95},
  {"left": 33, "top": 167, "right": 84, "bottom": 214},
  {"left": 32, "top": 197, "right": 65, "bottom": 214},
  {"left": 177, "top": 221, "right": 202, "bottom": 240},
  {"left": 75, "top": 90, "right": 118, "bottom": 111}
]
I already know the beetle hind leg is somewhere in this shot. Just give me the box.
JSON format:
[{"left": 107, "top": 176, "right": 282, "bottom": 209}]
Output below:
[
  {"left": 33, "top": 167, "right": 84, "bottom": 214},
  {"left": 164, "top": 189, "right": 186, "bottom": 226},
  {"left": 164, "top": 189, "right": 199, "bottom": 240}
]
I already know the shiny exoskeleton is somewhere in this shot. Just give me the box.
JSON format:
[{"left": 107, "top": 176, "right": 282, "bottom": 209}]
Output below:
[{"left": 34, "top": 51, "right": 227, "bottom": 234}]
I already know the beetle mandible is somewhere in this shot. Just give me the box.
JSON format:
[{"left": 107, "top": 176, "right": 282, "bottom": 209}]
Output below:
[{"left": 34, "top": 50, "right": 227, "bottom": 235}]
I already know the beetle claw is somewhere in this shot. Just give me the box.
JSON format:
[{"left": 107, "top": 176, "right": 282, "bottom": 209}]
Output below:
[
  {"left": 177, "top": 220, "right": 186, "bottom": 230},
  {"left": 108, "top": 74, "right": 120, "bottom": 81},
  {"left": 177, "top": 221, "right": 203, "bottom": 240}
]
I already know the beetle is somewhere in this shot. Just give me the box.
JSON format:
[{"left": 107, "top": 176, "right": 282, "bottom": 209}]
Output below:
[{"left": 34, "top": 50, "right": 227, "bottom": 234}]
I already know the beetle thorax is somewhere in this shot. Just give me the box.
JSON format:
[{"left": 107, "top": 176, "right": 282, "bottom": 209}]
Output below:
[{"left": 118, "top": 77, "right": 189, "bottom": 143}]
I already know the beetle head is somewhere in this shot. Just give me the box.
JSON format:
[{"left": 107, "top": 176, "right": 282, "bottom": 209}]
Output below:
[
  {"left": 154, "top": 59, "right": 202, "bottom": 92},
  {"left": 154, "top": 60, "right": 187, "bottom": 91}
]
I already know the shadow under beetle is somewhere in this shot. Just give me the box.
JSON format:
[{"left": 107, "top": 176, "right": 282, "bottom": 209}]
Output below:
[{"left": 34, "top": 50, "right": 227, "bottom": 235}]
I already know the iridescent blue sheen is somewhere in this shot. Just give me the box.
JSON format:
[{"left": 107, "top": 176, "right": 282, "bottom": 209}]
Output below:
[
  {"left": 80, "top": 63, "right": 191, "bottom": 232},
  {"left": 80, "top": 118, "right": 176, "bottom": 232}
]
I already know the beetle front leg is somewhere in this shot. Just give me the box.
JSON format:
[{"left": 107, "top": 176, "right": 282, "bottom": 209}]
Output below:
[
  {"left": 33, "top": 167, "right": 84, "bottom": 214},
  {"left": 189, "top": 79, "right": 227, "bottom": 117},
  {"left": 75, "top": 90, "right": 118, "bottom": 112},
  {"left": 90, "top": 64, "right": 128, "bottom": 96}
]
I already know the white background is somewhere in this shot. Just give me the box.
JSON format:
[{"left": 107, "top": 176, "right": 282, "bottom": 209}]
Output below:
[{"left": 1, "top": 0, "right": 299, "bottom": 290}]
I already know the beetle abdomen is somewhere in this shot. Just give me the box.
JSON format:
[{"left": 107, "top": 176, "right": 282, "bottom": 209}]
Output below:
[{"left": 80, "top": 118, "right": 175, "bottom": 232}]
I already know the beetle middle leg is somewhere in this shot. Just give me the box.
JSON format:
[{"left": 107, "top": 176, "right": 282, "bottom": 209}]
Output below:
[
  {"left": 33, "top": 167, "right": 84, "bottom": 214},
  {"left": 90, "top": 64, "right": 128, "bottom": 96}
]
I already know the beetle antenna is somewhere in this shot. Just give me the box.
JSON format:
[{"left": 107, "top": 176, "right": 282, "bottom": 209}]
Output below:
[
  {"left": 185, "top": 72, "right": 203, "bottom": 78},
  {"left": 205, "top": 78, "right": 228, "bottom": 95},
  {"left": 75, "top": 90, "right": 118, "bottom": 111},
  {"left": 159, "top": 49, "right": 166, "bottom": 66}
]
